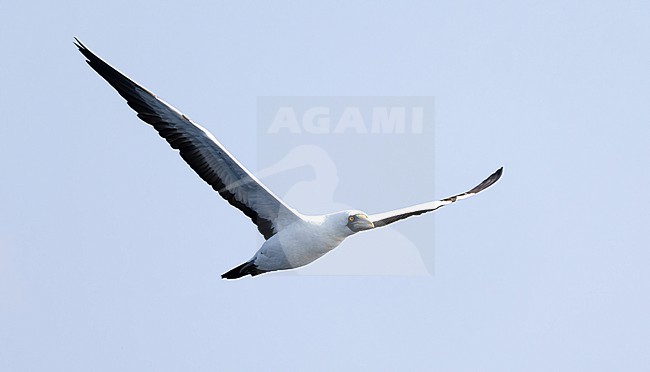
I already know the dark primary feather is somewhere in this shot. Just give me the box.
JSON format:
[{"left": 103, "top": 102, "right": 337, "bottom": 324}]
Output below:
[{"left": 74, "top": 38, "right": 297, "bottom": 239}]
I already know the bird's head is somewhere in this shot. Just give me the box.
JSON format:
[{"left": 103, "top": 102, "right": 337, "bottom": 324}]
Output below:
[
  {"left": 344, "top": 210, "right": 375, "bottom": 233},
  {"left": 322, "top": 210, "right": 375, "bottom": 238}
]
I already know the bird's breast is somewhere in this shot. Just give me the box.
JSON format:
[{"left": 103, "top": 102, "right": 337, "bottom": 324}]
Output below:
[{"left": 255, "top": 221, "right": 345, "bottom": 270}]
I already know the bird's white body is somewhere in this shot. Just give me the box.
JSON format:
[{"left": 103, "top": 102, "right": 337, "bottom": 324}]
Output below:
[{"left": 253, "top": 212, "right": 357, "bottom": 271}]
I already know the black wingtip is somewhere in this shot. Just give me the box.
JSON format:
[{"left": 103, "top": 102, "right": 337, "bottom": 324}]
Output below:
[
  {"left": 466, "top": 166, "right": 504, "bottom": 194},
  {"left": 489, "top": 166, "right": 504, "bottom": 183},
  {"left": 73, "top": 37, "right": 95, "bottom": 63},
  {"left": 73, "top": 37, "right": 84, "bottom": 50}
]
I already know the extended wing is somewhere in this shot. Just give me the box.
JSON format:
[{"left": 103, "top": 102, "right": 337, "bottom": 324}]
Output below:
[
  {"left": 75, "top": 39, "right": 301, "bottom": 239},
  {"left": 369, "top": 167, "right": 503, "bottom": 228}
]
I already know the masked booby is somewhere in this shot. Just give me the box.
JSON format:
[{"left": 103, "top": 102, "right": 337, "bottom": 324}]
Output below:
[{"left": 74, "top": 39, "right": 503, "bottom": 279}]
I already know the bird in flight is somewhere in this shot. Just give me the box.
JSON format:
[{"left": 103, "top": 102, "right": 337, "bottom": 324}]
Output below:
[{"left": 75, "top": 38, "right": 503, "bottom": 279}]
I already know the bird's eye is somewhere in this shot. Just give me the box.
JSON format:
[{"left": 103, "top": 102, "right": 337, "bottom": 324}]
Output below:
[{"left": 348, "top": 216, "right": 355, "bottom": 222}]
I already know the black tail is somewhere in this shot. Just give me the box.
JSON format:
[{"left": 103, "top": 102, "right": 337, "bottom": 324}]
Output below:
[{"left": 221, "top": 261, "right": 268, "bottom": 280}]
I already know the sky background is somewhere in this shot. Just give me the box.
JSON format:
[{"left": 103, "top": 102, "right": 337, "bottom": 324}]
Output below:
[{"left": 1, "top": 1, "right": 649, "bottom": 371}]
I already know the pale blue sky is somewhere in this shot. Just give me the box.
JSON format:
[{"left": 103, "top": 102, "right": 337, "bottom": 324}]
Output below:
[{"left": 1, "top": 1, "right": 649, "bottom": 371}]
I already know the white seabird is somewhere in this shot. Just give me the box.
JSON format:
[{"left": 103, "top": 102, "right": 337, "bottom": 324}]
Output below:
[{"left": 75, "top": 39, "right": 503, "bottom": 279}]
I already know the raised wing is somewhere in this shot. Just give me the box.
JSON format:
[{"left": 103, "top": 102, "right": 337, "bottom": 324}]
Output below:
[
  {"left": 369, "top": 167, "right": 503, "bottom": 228},
  {"left": 75, "top": 38, "right": 302, "bottom": 239}
]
